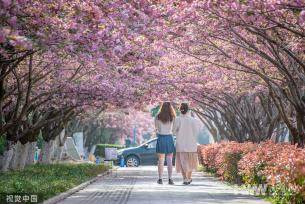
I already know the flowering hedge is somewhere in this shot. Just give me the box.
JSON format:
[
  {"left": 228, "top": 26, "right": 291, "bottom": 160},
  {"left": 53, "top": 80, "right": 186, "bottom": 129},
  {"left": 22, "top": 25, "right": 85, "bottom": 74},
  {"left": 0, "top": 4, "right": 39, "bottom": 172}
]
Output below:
[{"left": 198, "top": 141, "right": 305, "bottom": 203}]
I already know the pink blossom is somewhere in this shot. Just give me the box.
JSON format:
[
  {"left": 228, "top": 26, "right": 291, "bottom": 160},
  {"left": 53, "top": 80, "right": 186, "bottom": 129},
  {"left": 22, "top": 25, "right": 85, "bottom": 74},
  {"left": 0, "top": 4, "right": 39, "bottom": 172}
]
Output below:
[
  {"left": 300, "top": 10, "right": 305, "bottom": 24},
  {"left": 1, "top": 0, "right": 11, "bottom": 8}
]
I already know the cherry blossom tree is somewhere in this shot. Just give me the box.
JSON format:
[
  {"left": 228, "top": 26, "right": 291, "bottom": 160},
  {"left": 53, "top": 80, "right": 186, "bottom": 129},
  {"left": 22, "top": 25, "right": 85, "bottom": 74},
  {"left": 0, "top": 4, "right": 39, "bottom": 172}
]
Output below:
[
  {"left": 1, "top": 0, "right": 305, "bottom": 172},
  {"left": 0, "top": 0, "right": 169, "bottom": 170},
  {"left": 155, "top": 0, "right": 305, "bottom": 146}
]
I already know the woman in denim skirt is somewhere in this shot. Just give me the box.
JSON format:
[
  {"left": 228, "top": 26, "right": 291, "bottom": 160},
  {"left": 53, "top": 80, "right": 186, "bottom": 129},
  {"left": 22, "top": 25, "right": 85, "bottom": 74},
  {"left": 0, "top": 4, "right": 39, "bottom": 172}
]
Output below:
[{"left": 155, "top": 102, "right": 176, "bottom": 185}]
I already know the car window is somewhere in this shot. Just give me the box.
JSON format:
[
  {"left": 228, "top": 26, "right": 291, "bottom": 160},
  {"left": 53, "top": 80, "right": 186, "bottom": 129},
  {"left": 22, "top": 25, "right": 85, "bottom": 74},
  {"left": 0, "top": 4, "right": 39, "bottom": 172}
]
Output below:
[{"left": 147, "top": 140, "right": 157, "bottom": 148}]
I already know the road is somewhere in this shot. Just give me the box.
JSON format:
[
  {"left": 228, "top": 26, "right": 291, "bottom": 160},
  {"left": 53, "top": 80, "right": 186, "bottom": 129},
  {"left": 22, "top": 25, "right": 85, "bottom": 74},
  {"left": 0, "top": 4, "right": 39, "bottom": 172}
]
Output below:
[{"left": 57, "top": 166, "right": 270, "bottom": 204}]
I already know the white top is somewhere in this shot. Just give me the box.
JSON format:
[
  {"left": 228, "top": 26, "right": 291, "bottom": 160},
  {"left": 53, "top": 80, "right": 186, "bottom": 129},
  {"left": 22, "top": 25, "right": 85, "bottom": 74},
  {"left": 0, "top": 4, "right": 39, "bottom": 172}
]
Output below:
[
  {"left": 155, "top": 117, "right": 174, "bottom": 135},
  {"left": 173, "top": 111, "right": 201, "bottom": 152}
]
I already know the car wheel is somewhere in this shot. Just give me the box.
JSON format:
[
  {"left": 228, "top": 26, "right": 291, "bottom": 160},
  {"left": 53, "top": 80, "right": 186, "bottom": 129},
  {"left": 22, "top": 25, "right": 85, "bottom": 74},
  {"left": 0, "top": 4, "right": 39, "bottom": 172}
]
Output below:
[{"left": 126, "top": 155, "right": 140, "bottom": 167}]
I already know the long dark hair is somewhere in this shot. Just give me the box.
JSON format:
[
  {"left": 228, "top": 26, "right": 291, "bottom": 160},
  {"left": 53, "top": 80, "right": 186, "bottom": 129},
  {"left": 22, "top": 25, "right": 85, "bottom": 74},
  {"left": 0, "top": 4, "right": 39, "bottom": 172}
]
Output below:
[
  {"left": 157, "top": 102, "right": 176, "bottom": 123},
  {"left": 180, "top": 103, "right": 189, "bottom": 114}
]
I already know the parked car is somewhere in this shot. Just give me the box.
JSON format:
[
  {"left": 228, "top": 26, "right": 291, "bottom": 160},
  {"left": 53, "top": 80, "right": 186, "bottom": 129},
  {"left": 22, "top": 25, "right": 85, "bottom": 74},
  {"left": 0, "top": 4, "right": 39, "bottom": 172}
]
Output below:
[{"left": 117, "top": 137, "right": 176, "bottom": 167}]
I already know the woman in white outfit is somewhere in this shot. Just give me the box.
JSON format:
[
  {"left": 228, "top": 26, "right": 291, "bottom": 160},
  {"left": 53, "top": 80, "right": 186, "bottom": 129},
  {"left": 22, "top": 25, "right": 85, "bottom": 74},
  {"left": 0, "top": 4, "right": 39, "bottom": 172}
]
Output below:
[{"left": 173, "top": 103, "right": 200, "bottom": 185}]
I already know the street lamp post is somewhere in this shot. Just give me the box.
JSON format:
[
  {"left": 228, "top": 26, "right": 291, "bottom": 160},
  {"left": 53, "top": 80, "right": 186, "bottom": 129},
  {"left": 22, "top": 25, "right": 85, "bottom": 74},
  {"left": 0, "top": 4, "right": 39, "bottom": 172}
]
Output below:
[{"left": 133, "top": 125, "right": 136, "bottom": 145}]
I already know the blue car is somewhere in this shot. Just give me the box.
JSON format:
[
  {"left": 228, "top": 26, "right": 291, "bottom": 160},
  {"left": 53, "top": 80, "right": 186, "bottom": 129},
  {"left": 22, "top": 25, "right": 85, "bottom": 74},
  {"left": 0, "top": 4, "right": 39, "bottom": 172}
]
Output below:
[{"left": 117, "top": 137, "right": 176, "bottom": 167}]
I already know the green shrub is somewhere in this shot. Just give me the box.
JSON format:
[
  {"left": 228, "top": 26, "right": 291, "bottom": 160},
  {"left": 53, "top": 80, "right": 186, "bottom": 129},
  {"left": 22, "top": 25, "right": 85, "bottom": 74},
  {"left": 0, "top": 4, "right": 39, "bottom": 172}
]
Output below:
[
  {"left": 268, "top": 184, "right": 304, "bottom": 204},
  {"left": 241, "top": 162, "right": 266, "bottom": 186},
  {"left": 0, "top": 163, "right": 110, "bottom": 202},
  {"left": 150, "top": 105, "right": 160, "bottom": 117},
  {"left": 223, "top": 152, "right": 242, "bottom": 184},
  {"left": 0, "top": 137, "right": 6, "bottom": 155},
  {"left": 95, "top": 144, "right": 125, "bottom": 158},
  {"left": 36, "top": 131, "right": 43, "bottom": 149},
  {"left": 199, "top": 165, "right": 217, "bottom": 175}
]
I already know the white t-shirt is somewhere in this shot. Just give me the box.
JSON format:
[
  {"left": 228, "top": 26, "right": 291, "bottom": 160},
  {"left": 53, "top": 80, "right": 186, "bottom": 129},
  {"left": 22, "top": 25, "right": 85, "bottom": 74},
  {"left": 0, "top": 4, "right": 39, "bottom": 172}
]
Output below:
[{"left": 155, "top": 117, "right": 174, "bottom": 135}]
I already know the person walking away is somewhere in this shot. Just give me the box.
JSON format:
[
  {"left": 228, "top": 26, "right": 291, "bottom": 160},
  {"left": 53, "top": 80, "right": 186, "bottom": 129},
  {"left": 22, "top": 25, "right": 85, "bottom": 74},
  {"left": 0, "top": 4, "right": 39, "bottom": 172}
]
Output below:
[
  {"left": 155, "top": 102, "right": 176, "bottom": 185},
  {"left": 174, "top": 103, "right": 201, "bottom": 185}
]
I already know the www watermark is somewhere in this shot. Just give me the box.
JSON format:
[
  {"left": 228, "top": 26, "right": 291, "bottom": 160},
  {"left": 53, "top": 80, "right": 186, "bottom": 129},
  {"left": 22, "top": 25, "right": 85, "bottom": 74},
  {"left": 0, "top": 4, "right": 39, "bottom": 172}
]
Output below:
[{"left": 0, "top": 193, "right": 43, "bottom": 203}]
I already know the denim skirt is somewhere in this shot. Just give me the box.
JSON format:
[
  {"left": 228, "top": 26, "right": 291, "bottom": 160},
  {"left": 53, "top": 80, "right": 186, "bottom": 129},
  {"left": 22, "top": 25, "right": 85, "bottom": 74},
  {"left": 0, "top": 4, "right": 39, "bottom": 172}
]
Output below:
[{"left": 156, "top": 134, "right": 175, "bottom": 154}]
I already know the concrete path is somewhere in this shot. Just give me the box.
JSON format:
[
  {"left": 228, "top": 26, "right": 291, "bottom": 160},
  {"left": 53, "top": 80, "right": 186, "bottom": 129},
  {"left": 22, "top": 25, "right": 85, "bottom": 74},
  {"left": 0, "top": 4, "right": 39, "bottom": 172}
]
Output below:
[{"left": 57, "top": 166, "right": 270, "bottom": 204}]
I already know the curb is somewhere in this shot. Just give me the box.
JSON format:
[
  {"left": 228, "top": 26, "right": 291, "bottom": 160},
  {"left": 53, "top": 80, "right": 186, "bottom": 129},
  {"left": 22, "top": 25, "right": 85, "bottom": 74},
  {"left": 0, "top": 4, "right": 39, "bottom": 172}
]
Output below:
[{"left": 43, "top": 167, "right": 118, "bottom": 204}]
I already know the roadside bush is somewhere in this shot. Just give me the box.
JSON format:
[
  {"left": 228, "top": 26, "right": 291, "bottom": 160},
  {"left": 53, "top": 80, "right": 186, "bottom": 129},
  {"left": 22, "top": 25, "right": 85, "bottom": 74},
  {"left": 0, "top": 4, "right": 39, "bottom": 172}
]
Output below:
[
  {"left": 238, "top": 141, "right": 305, "bottom": 203},
  {"left": 0, "top": 137, "right": 6, "bottom": 155},
  {"left": 223, "top": 152, "right": 242, "bottom": 184},
  {"left": 0, "top": 163, "right": 110, "bottom": 201},
  {"left": 95, "top": 144, "right": 125, "bottom": 158},
  {"left": 198, "top": 142, "right": 255, "bottom": 181},
  {"left": 198, "top": 141, "right": 305, "bottom": 204},
  {"left": 269, "top": 184, "right": 304, "bottom": 204},
  {"left": 240, "top": 161, "right": 266, "bottom": 186},
  {"left": 198, "top": 143, "right": 221, "bottom": 174},
  {"left": 36, "top": 132, "right": 43, "bottom": 149}
]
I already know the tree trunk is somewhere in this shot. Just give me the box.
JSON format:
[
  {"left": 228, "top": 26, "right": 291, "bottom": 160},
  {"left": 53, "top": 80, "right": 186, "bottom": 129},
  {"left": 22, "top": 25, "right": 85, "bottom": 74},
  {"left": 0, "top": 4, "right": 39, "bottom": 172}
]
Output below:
[
  {"left": 270, "top": 133, "right": 277, "bottom": 142},
  {"left": 10, "top": 141, "right": 22, "bottom": 170},
  {"left": 89, "top": 145, "right": 96, "bottom": 155},
  {"left": 18, "top": 142, "right": 31, "bottom": 169},
  {"left": 1, "top": 141, "right": 16, "bottom": 171},
  {"left": 296, "top": 113, "right": 305, "bottom": 147},
  {"left": 39, "top": 140, "right": 54, "bottom": 164},
  {"left": 51, "top": 129, "right": 67, "bottom": 161},
  {"left": 54, "top": 145, "right": 64, "bottom": 160},
  {"left": 50, "top": 140, "right": 56, "bottom": 160},
  {"left": 25, "top": 142, "right": 37, "bottom": 166},
  {"left": 52, "top": 135, "right": 60, "bottom": 160}
]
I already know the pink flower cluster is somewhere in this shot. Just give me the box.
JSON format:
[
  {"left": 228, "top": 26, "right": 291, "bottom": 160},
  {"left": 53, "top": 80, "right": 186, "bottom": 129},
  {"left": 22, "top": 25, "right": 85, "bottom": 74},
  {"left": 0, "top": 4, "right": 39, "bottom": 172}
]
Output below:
[{"left": 198, "top": 141, "right": 305, "bottom": 195}]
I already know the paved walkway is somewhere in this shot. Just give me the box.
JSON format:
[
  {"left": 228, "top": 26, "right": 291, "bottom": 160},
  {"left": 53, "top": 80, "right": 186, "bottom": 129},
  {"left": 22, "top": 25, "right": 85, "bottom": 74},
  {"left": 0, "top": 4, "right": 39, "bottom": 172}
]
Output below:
[{"left": 57, "top": 166, "right": 270, "bottom": 204}]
